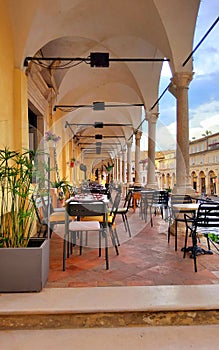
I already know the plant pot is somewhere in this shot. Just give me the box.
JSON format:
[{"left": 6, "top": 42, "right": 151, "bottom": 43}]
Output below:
[{"left": 0, "top": 238, "right": 50, "bottom": 293}]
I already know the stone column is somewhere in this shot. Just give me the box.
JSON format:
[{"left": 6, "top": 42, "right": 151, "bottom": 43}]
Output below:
[
  {"left": 171, "top": 72, "right": 194, "bottom": 194},
  {"left": 146, "top": 112, "right": 159, "bottom": 189},
  {"left": 134, "top": 130, "right": 142, "bottom": 186},
  {"left": 119, "top": 152, "right": 123, "bottom": 183},
  {"left": 114, "top": 156, "right": 118, "bottom": 181},
  {"left": 127, "top": 140, "right": 133, "bottom": 184},
  {"left": 122, "top": 148, "right": 127, "bottom": 183}
]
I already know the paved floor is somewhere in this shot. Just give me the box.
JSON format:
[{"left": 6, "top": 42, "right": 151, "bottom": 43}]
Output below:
[{"left": 47, "top": 206, "right": 219, "bottom": 288}]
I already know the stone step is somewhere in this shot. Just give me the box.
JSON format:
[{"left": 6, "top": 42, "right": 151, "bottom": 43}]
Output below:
[
  {"left": 0, "top": 285, "right": 219, "bottom": 330},
  {"left": 1, "top": 325, "right": 219, "bottom": 350}
]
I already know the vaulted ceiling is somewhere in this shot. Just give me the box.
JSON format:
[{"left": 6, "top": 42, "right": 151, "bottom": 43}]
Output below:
[{"left": 7, "top": 0, "right": 200, "bottom": 160}]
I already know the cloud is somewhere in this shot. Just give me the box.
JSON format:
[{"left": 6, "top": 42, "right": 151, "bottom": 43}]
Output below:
[
  {"left": 189, "top": 100, "right": 219, "bottom": 139},
  {"left": 194, "top": 46, "right": 219, "bottom": 76}
]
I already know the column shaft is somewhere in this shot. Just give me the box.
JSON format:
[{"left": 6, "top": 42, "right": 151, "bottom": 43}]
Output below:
[
  {"left": 172, "top": 72, "right": 194, "bottom": 194},
  {"left": 146, "top": 112, "right": 159, "bottom": 189},
  {"left": 134, "top": 131, "right": 142, "bottom": 186},
  {"left": 127, "top": 140, "right": 133, "bottom": 184}
]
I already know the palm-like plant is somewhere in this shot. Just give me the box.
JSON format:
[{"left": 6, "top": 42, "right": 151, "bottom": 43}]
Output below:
[{"left": 0, "top": 148, "right": 37, "bottom": 248}]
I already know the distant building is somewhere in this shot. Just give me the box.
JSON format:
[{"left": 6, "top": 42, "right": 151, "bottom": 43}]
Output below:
[{"left": 157, "top": 132, "right": 219, "bottom": 196}]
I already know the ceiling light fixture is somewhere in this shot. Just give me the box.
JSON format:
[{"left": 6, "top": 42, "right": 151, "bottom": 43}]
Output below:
[
  {"left": 54, "top": 102, "right": 144, "bottom": 112},
  {"left": 24, "top": 52, "right": 169, "bottom": 69},
  {"left": 65, "top": 121, "right": 132, "bottom": 128}
]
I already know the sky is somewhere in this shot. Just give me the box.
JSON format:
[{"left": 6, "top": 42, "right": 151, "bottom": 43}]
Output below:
[{"left": 141, "top": 0, "right": 219, "bottom": 151}]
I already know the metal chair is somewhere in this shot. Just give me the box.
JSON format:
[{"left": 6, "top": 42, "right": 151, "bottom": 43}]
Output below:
[
  {"left": 183, "top": 201, "right": 219, "bottom": 272},
  {"left": 33, "top": 194, "right": 70, "bottom": 238},
  {"left": 148, "top": 190, "right": 169, "bottom": 227},
  {"left": 63, "top": 194, "right": 121, "bottom": 271},
  {"left": 139, "top": 190, "right": 155, "bottom": 222}
]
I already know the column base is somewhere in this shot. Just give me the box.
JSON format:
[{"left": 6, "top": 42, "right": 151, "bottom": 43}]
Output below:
[
  {"left": 134, "top": 182, "right": 142, "bottom": 187},
  {"left": 172, "top": 185, "right": 195, "bottom": 196},
  {"left": 146, "top": 182, "right": 159, "bottom": 190}
]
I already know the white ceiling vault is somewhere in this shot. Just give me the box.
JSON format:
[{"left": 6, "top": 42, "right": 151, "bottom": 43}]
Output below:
[{"left": 7, "top": 0, "right": 200, "bottom": 160}]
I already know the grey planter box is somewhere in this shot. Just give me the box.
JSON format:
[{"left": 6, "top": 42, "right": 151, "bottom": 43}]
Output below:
[{"left": 0, "top": 238, "right": 50, "bottom": 292}]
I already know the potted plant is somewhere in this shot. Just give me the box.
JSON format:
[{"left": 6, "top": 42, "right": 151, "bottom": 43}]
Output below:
[
  {"left": 52, "top": 177, "right": 73, "bottom": 204},
  {"left": 70, "top": 158, "right": 76, "bottom": 168},
  {"left": 0, "top": 148, "right": 50, "bottom": 292}
]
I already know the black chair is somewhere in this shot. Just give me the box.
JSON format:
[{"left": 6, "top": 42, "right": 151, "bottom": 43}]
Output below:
[
  {"left": 64, "top": 191, "right": 122, "bottom": 270},
  {"left": 148, "top": 190, "right": 169, "bottom": 227},
  {"left": 116, "top": 189, "right": 133, "bottom": 237},
  {"left": 140, "top": 190, "right": 155, "bottom": 222},
  {"left": 168, "top": 194, "right": 194, "bottom": 251},
  {"left": 184, "top": 202, "right": 219, "bottom": 272}
]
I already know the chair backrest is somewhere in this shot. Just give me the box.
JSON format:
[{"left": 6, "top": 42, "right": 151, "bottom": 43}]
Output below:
[
  {"left": 66, "top": 200, "right": 107, "bottom": 221},
  {"left": 152, "top": 190, "right": 169, "bottom": 207},
  {"left": 141, "top": 190, "right": 155, "bottom": 206},
  {"left": 195, "top": 202, "right": 219, "bottom": 229},
  {"left": 171, "top": 194, "right": 192, "bottom": 206},
  {"left": 109, "top": 190, "right": 122, "bottom": 224},
  {"left": 123, "top": 190, "right": 133, "bottom": 209}
]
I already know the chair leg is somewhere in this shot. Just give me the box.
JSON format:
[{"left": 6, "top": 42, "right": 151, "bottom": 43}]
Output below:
[
  {"left": 79, "top": 231, "right": 83, "bottom": 255},
  {"left": 99, "top": 231, "right": 102, "bottom": 257},
  {"left": 70, "top": 231, "right": 76, "bottom": 255},
  {"left": 206, "top": 234, "right": 211, "bottom": 251},
  {"left": 175, "top": 220, "right": 178, "bottom": 251},
  {"left": 144, "top": 205, "right": 148, "bottom": 223},
  {"left": 183, "top": 226, "right": 189, "bottom": 258},
  {"left": 124, "top": 214, "right": 131, "bottom": 237},
  {"left": 109, "top": 226, "right": 119, "bottom": 255},
  {"left": 122, "top": 213, "right": 127, "bottom": 231},
  {"left": 191, "top": 231, "right": 198, "bottom": 272},
  {"left": 150, "top": 207, "right": 153, "bottom": 227},
  {"left": 63, "top": 234, "right": 67, "bottom": 271},
  {"left": 114, "top": 226, "right": 120, "bottom": 246},
  {"left": 168, "top": 223, "right": 171, "bottom": 244},
  {"left": 104, "top": 228, "right": 109, "bottom": 270}
]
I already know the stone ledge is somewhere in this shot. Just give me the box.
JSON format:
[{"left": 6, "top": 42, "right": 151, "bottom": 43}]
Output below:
[{"left": 1, "top": 285, "right": 219, "bottom": 315}]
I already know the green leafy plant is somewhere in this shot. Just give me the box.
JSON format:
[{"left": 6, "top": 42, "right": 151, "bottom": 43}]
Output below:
[
  {"left": 0, "top": 148, "right": 37, "bottom": 248},
  {"left": 207, "top": 233, "right": 219, "bottom": 244},
  {"left": 51, "top": 178, "right": 72, "bottom": 200}
]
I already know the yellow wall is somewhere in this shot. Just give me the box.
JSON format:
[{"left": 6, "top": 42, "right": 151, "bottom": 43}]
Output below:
[
  {"left": 13, "top": 68, "right": 29, "bottom": 151},
  {"left": 0, "top": 1, "right": 28, "bottom": 151},
  {"left": 0, "top": 0, "right": 14, "bottom": 148}
]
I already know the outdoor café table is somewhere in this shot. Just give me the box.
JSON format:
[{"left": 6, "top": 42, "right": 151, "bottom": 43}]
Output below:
[{"left": 172, "top": 203, "right": 199, "bottom": 212}]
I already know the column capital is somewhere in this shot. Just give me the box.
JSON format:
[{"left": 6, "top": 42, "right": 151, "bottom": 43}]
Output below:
[
  {"left": 135, "top": 130, "right": 142, "bottom": 140},
  {"left": 145, "top": 111, "right": 159, "bottom": 123},
  {"left": 171, "top": 72, "right": 193, "bottom": 89},
  {"left": 126, "top": 139, "right": 133, "bottom": 147}
]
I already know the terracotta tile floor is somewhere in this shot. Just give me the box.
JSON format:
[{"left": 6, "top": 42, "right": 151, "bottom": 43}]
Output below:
[{"left": 47, "top": 207, "right": 219, "bottom": 288}]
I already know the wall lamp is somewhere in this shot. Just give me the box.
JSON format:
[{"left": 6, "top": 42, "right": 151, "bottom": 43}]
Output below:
[{"left": 24, "top": 52, "right": 170, "bottom": 69}]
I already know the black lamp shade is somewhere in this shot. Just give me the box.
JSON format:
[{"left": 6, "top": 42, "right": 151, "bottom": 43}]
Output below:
[{"left": 90, "top": 52, "right": 109, "bottom": 67}]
